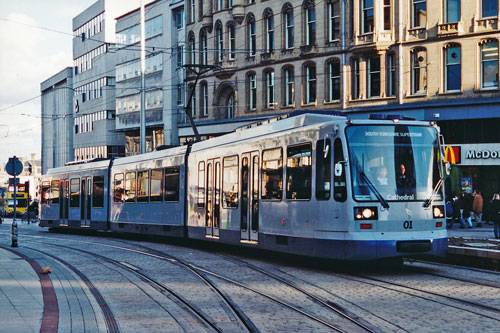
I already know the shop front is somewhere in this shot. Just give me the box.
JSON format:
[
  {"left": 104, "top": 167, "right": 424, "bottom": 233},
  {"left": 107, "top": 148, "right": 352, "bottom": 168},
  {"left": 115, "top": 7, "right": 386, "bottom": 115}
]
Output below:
[{"left": 445, "top": 144, "right": 500, "bottom": 202}]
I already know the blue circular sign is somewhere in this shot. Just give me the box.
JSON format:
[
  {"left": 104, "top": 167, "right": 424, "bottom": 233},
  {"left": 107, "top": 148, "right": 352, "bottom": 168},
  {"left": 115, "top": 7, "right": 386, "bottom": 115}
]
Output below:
[{"left": 5, "top": 157, "right": 23, "bottom": 176}]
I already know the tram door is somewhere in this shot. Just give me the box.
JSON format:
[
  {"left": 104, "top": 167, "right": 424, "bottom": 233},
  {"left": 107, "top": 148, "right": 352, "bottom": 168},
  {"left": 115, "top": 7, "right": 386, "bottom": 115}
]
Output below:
[
  {"left": 63, "top": 180, "right": 69, "bottom": 222},
  {"left": 205, "top": 159, "right": 221, "bottom": 238},
  {"left": 80, "top": 177, "right": 91, "bottom": 226},
  {"left": 59, "top": 181, "right": 64, "bottom": 220},
  {"left": 240, "top": 152, "right": 259, "bottom": 243}
]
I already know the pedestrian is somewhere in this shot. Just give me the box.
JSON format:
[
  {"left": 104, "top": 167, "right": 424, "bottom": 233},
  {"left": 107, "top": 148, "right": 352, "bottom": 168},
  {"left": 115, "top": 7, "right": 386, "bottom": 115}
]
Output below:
[
  {"left": 490, "top": 193, "right": 500, "bottom": 239},
  {"left": 472, "top": 190, "right": 483, "bottom": 227},
  {"left": 451, "top": 194, "right": 461, "bottom": 228},
  {"left": 458, "top": 192, "right": 473, "bottom": 229}
]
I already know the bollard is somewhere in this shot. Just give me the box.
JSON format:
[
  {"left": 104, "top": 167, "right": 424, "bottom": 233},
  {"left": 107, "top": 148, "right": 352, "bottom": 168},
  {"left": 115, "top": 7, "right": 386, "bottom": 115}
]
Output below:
[{"left": 11, "top": 220, "right": 18, "bottom": 247}]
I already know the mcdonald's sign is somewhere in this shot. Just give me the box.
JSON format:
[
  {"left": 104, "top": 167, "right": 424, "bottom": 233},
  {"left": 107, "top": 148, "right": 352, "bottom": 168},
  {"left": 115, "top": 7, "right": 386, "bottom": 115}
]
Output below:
[{"left": 445, "top": 146, "right": 461, "bottom": 164}]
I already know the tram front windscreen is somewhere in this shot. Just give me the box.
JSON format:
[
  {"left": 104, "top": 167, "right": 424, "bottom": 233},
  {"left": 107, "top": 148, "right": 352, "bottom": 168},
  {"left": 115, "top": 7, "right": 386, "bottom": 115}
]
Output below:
[{"left": 346, "top": 124, "right": 442, "bottom": 203}]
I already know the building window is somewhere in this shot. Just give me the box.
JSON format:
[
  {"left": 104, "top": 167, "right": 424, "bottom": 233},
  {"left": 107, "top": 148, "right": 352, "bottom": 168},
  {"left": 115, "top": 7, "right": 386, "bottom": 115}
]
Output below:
[
  {"left": 383, "top": 0, "right": 391, "bottom": 30},
  {"left": 216, "top": 24, "right": 224, "bottom": 62},
  {"left": 305, "top": 5, "right": 316, "bottom": 46},
  {"left": 248, "top": 16, "right": 256, "bottom": 57},
  {"left": 177, "top": 84, "right": 184, "bottom": 105},
  {"left": 264, "top": 10, "right": 274, "bottom": 53},
  {"left": 284, "top": 6, "right": 294, "bottom": 49},
  {"left": 189, "top": 0, "right": 195, "bottom": 23},
  {"left": 217, "top": 0, "right": 223, "bottom": 11},
  {"left": 368, "top": 56, "right": 380, "bottom": 98},
  {"left": 387, "top": 53, "right": 396, "bottom": 96},
  {"left": 351, "top": 58, "right": 360, "bottom": 99},
  {"left": 227, "top": 93, "right": 235, "bottom": 118},
  {"left": 200, "top": 82, "right": 208, "bottom": 116},
  {"left": 445, "top": 0, "right": 460, "bottom": 23},
  {"left": 228, "top": 24, "right": 236, "bottom": 60},
  {"left": 481, "top": 41, "right": 499, "bottom": 89},
  {"left": 188, "top": 34, "right": 195, "bottom": 64},
  {"left": 265, "top": 70, "right": 275, "bottom": 109},
  {"left": 482, "top": 0, "right": 498, "bottom": 18},
  {"left": 327, "top": 59, "right": 341, "bottom": 102},
  {"left": 304, "top": 63, "right": 316, "bottom": 104},
  {"left": 189, "top": 84, "right": 196, "bottom": 116},
  {"left": 412, "top": 0, "right": 426, "bottom": 28},
  {"left": 200, "top": 30, "right": 208, "bottom": 65},
  {"left": 228, "top": 0, "right": 233, "bottom": 9},
  {"left": 176, "top": 46, "right": 183, "bottom": 67},
  {"left": 411, "top": 48, "right": 427, "bottom": 95},
  {"left": 248, "top": 73, "right": 257, "bottom": 110},
  {"left": 444, "top": 44, "right": 461, "bottom": 92},
  {"left": 362, "top": 0, "right": 374, "bottom": 33},
  {"left": 283, "top": 67, "right": 295, "bottom": 106},
  {"left": 328, "top": 1, "right": 340, "bottom": 41}
]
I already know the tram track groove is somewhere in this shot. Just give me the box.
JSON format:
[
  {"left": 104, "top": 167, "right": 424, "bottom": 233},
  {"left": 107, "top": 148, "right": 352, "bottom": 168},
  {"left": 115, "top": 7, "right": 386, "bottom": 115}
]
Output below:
[
  {"left": 21, "top": 234, "right": 360, "bottom": 332},
  {"left": 25, "top": 241, "right": 234, "bottom": 332}
]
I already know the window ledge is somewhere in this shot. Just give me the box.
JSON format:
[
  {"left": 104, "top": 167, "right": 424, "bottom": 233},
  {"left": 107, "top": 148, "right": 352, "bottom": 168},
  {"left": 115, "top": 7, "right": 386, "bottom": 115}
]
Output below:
[
  {"left": 438, "top": 90, "right": 462, "bottom": 96},
  {"left": 324, "top": 100, "right": 340, "bottom": 105},
  {"left": 301, "top": 102, "right": 317, "bottom": 107},
  {"left": 281, "top": 104, "right": 295, "bottom": 109},
  {"left": 405, "top": 92, "right": 428, "bottom": 99},
  {"left": 474, "top": 87, "right": 500, "bottom": 92}
]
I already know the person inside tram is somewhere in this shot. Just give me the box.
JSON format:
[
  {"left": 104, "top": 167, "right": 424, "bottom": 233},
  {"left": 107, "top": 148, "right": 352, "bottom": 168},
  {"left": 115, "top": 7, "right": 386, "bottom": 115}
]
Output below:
[
  {"left": 396, "top": 163, "right": 415, "bottom": 196},
  {"left": 375, "top": 166, "right": 389, "bottom": 186}
]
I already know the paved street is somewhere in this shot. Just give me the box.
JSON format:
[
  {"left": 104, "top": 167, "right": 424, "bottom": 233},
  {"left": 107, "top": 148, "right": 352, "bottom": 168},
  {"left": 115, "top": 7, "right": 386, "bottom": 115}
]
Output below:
[{"left": 0, "top": 219, "right": 499, "bottom": 332}]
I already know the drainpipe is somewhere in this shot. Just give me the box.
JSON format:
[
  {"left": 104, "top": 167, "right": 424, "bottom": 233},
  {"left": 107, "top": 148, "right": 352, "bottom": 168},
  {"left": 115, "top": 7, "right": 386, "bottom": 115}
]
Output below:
[{"left": 398, "top": 0, "right": 403, "bottom": 105}]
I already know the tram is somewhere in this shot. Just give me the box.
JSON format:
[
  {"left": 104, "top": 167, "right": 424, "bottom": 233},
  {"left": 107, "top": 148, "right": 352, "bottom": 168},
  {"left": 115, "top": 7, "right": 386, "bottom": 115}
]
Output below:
[{"left": 40, "top": 113, "right": 448, "bottom": 260}]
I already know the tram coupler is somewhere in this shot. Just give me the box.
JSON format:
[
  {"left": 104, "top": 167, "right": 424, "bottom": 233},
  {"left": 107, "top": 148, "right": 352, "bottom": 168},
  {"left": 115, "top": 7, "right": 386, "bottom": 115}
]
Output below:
[{"left": 11, "top": 220, "right": 18, "bottom": 248}]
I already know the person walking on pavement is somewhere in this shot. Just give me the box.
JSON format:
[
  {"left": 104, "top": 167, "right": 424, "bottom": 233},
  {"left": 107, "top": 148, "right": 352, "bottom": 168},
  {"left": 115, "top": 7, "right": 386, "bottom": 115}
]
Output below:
[
  {"left": 491, "top": 193, "right": 500, "bottom": 239},
  {"left": 472, "top": 190, "right": 483, "bottom": 227},
  {"left": 458, "top": 192, "right": 473, "bottom": 229}
]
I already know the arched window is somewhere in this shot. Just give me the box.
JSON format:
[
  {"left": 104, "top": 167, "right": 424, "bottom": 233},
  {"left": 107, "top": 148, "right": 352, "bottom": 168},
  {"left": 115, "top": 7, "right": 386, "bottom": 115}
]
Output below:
[
  {"left": 480, "top": 39, "right": 499, "bottom": 89},
  {"left": 303, "top": 1, "right": 316, "bottom": 46},
  {"left": 199, "top": 29, "right": 208, "bottom": 65},
  {"left": 247, "top": 14, "right": 256, "bottom": 57},
  {"left": 188, "top": 32, "right": 196, "bottom": 65},
  {"left": 326, "top": 59, "right": 340, "bottom": 102},
  {"left": 200, "top": 81, "right": 209, "bottom": 116},
  {"left": 444, "top": 43, "right": 461, "bottom": 92},
  {"left": 227, "top": 93, "right": 234, "bottom": 119},
  {"left": 227, "top": 23, "right": 236, "bottom": 60},
  {"left": 215, "top": 22, "right": 224, "bottom": 62},
  {"left": 264, "top": 69, "right": 275, "bottom": 109},
  {"left": 188, "top": 83, "right": 196, "bottom": 116},
  {"left": 410, "top": 47, "right": 427, "bottom": 95},
  {"left": 304, "top": 62, "right": 316, "bottom": 104},
  {"left": 247, "top": 72, "right": 257, "bottom": 110},
  {"left": 282, "top": 65, "right": 295, "bottom": 106},
  {"left": 282, "top": 3, "right": 294, "bottom": 49},
  {"left": 264, "top": 9, "right": 274, "bottom": 53}
]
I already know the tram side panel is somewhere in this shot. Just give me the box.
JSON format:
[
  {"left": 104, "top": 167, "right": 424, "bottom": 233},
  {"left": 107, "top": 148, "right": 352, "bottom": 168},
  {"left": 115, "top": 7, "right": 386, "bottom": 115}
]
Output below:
[{"left": 109, "top": 151, "right": 186, "bottom": 237}]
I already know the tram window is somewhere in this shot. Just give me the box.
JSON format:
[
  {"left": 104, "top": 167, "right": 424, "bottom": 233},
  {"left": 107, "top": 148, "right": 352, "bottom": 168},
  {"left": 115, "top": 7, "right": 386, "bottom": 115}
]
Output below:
[
  {"left": 262, "top": 148, "right": 283, "bottom": 200},
  {"left": 41, "top": 181, "right": 50, "bottom": 205},
  {"left": 198, "top": 162, "right": 205, "bottom": 207},
  {"left": 137, "top": 170, "right": 149, "bottom": 203},
  {"left": 333, "top": 138, "right": 347, "bottom": 202},
  {"left": 92, "top": 176, "right": 104, "bottom": 208},
  {"left": 50, "top": 180, "right": 60, "bottom": 204},
  {"left": 316, "top": 139, "right": 331, "bottom": 200},
  {"left": 113, "top": 173, "right": 124, "bottom": 203},
  {"left": 223, "top": 155, "right": 239, "bottom": 208},
  {"left": 286, "top": 143, "right": 312, "bottom": 200},
  {"left": 125, "top": 172, "right": 136, "bottom": 203},
  {"left": 165, "top": 167, "right": 180, "bottom": 202},
  {"left": 150, "top": 168, "right": 163, "bottom": 202},
  {"left": 70, "top": 178, "right": 80, "bottom": 208}
]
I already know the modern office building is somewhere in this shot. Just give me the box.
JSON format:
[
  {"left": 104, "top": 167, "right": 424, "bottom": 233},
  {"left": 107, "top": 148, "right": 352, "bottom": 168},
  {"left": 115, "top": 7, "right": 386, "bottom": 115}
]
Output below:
[
  {"left": 71, "top": 0, "right": 144, "bottom": 161},
  {"left": 40, "top": 67, "right": 74, "bottom": 174},
  {"left": 185, "top": 0, "right": 500, "bottom": 198},
  {"left": 115, "top": 0, "right": 185, "bottom": 155}
]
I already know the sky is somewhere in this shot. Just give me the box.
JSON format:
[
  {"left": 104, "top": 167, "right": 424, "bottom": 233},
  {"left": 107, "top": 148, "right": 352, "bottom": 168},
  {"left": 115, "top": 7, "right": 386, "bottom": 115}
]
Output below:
[{"left": 0, "top": 0, "right": 98, "bottom": 165}]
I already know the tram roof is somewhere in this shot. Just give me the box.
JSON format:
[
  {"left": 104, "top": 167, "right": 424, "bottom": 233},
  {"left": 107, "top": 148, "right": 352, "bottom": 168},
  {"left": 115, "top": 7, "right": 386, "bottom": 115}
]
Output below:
[{"left": 191, "top": 113, "right": 345, "bottom": 152}]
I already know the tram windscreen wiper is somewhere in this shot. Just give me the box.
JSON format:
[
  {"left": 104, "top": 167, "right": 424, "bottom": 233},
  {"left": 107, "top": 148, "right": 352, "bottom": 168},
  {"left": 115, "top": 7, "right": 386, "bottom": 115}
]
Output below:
[
  {"left": 424, "top": 177, "right": 443, "bottom": 208},
  {"left": 360, "top": 172, "right": 390, "bottom": 209}
]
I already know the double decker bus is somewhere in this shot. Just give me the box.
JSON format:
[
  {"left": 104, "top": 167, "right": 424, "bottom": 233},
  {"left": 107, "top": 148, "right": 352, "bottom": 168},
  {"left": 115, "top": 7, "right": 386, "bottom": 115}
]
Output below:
[{"left": 6, "top": 182, "right": 29, "bottom": 217}]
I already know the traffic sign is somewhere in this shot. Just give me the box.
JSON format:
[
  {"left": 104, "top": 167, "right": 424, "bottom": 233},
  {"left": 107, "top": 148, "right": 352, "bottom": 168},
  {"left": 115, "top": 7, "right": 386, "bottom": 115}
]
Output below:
[{"left": 5, "top": 156, "right": 23, "bottom": 176}]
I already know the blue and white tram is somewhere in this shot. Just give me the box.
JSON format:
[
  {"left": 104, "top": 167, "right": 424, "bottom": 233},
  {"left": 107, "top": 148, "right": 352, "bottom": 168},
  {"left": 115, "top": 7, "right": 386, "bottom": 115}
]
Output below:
[
  {"left": 40, "top": 159, "right": 111, "bottom": 230},
  {"left": 186, "top": 113, "right": 448, "bottom": 260},
  {"left": 40, "top": 113, "right": 448, "bottom": 260}
]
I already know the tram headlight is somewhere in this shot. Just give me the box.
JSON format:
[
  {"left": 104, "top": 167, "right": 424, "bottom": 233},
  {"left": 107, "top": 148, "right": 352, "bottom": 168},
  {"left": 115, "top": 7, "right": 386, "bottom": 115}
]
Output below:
[
  {"left": 433, "top": 205, "right": 445, "bottom": 219},
  {"left": 354, "top": 207, "right": 378, "bottom": 220}
]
